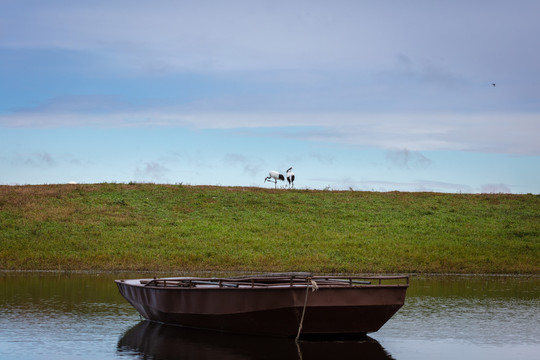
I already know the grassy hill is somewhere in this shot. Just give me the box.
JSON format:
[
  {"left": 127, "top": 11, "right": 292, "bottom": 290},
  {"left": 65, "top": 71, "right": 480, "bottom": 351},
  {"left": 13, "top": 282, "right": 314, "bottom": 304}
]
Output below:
[{"left": 0, "top": 183, "right": 538, "bottom": 274}]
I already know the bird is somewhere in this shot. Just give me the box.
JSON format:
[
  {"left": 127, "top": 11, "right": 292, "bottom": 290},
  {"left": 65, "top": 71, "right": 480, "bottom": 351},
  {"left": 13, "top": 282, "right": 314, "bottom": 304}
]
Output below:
[
  {"left": 492, "top": 83, "right": 496, "bottom": 87},
  {"left": 286, "top": 167, "right": 295, "bottom": 188},
  {"left": 265, "top": 171, "right": 285, "bottom": 188}
]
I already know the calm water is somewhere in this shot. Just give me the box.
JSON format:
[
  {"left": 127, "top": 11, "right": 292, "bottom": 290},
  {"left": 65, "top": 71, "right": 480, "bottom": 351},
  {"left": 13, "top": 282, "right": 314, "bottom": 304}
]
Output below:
[{"left": 0, "top": 272, "right": 538, "bottom": 359}]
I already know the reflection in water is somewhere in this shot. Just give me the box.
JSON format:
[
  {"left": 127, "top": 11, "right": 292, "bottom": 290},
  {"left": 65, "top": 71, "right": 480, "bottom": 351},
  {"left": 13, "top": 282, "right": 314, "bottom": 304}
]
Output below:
[
  {"left": 118, "top": 321, "right": 395, "bottom": 360},
  {"left": 378, "top": 276, "right": 540, "bottom": 346},
  {"left": 1, "top": 273, "right": 538, "bottom": 360}
]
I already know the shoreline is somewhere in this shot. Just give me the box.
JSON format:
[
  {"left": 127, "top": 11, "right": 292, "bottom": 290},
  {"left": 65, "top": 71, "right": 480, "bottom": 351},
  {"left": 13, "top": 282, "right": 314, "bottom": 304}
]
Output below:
[{"left": 2, "top": 269, "right": 538, "bottom": 278}]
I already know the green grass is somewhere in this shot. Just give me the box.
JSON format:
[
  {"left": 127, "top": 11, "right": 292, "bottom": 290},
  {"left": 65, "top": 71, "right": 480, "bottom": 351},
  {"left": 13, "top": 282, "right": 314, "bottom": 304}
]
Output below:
[{"left": 0, "top": 183, "right": 538, "bottom": 274}]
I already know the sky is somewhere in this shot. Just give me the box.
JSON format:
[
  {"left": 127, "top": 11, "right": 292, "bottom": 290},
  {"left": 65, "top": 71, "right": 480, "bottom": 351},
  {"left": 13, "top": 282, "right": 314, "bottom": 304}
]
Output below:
[{"left": 1, "top": 1, "right": 539, "bottom": 193}]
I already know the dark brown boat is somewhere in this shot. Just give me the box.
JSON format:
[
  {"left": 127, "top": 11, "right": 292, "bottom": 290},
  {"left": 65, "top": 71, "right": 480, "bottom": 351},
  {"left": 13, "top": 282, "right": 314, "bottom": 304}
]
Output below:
[{"left": 115, "top": 273, "right": 409, "bottom": 338}]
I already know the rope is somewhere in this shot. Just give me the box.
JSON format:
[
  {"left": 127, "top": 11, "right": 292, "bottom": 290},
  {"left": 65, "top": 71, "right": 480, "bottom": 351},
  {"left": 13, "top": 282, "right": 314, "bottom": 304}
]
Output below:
[
  {"left": 295, "top": 340, "right": 303, "bottom": 360},
  {"left": 295, "top": 278, "right": 318, "bottom": 342}
]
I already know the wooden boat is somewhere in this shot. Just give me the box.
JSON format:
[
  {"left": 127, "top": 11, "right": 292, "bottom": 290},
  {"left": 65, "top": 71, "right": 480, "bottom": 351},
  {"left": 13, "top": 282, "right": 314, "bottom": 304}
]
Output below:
[{"left": 115, "top": 273, "right": 409, "bottom": 338}]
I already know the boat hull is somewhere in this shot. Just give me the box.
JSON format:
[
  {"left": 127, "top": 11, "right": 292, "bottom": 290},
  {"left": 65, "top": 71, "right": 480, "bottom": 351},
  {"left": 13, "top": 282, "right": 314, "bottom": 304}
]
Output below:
[{"left": 116, "top": 278, "right": 408, "bottom": 337}]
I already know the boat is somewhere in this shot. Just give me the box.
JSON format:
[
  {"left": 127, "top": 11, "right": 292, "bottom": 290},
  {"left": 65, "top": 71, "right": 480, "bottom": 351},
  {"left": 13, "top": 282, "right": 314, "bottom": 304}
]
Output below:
[{"left": 115, "top": 273, "right": 409, "bottom": 338}]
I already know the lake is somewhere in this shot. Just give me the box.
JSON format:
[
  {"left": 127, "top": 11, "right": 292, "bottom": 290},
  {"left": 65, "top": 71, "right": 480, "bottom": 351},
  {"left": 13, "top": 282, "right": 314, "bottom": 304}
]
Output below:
[{"left": 0, "top": 272, "right": 538, "bottom": 359}]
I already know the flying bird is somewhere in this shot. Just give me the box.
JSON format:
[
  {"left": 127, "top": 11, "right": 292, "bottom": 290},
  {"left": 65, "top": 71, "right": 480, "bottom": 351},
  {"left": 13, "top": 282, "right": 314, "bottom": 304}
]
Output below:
[{"left": 492, "top": 83, "right": 496, "bottom": 87}]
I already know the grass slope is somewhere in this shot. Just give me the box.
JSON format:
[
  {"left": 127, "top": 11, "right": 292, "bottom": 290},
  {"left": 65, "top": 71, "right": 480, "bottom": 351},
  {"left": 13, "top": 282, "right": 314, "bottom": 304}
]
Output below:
[{"left": 0, "top": 184, "right": 538, "bottom": 274}]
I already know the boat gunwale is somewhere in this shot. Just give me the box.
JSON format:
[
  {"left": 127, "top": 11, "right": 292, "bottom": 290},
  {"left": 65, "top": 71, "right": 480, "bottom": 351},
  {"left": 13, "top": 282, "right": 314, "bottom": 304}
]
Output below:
[{"left": 115, "top": 274, "right": 409, "bottom": 290}]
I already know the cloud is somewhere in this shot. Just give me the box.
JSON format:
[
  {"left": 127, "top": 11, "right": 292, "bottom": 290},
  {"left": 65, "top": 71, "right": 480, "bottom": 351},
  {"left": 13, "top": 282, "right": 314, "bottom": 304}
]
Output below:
[
  {"left": 481, "top": 184, "right": 512, "bottom": 194},
  {"left": 411, "top": 180, "right": 475, "bottom": 193},
  {"left": 386, "top": 149, "right": 432, "bottom": 169},
  {"left": 223, "top": 153, "right": 263, "bottom": 176},
  {"left": 2, "top": 110, "right": 539, "bottom": 155},
  {"left": 2, "top": 1, "right": 540, "bottom": 162},
  {"left": 1, "top": 2, "right": 384, "bottom": 72},
  {"left": 7, "top": 152, "right": 56, "bottom": 167},
  {"left": 23, "top": 95, "right": 132, "bottom": 114},
  {"left": 309, "top": 152, "right": 335, "bottom": 165},
  {"left": 307, "top": 177, "right": 474, "bottom": 193},
  {"left": 388, "top": 54, "right": 463, "bottom": 90},
  {"left": 3, "top": 1, "right": 539, "bottom": 76},
  {"left": 135, "top": 161, "right": 169, "bottom": 182},
  {"left": 29, "top": 152, "right": 55, "bottom": 166}
]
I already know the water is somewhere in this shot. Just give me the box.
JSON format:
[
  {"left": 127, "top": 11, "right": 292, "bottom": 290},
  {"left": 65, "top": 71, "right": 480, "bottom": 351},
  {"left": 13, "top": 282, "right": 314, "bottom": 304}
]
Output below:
[{"left": 0, "top": 273, "right": 538, "bottom": 359}]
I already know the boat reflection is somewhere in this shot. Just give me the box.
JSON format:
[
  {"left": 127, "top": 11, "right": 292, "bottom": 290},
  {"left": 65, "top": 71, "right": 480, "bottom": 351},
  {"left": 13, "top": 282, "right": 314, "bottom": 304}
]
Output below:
[{"left": 117, "top": 321, "right": 395, "bottom": 360}]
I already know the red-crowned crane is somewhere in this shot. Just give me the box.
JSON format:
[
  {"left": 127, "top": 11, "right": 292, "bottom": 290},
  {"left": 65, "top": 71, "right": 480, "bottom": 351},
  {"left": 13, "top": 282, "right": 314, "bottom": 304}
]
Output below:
[
  {"left": 286, "top": 167, "right": 295, "bottom": 188},
  {"left": 265, "top": 171, "right": 284, "bottom": 188}
]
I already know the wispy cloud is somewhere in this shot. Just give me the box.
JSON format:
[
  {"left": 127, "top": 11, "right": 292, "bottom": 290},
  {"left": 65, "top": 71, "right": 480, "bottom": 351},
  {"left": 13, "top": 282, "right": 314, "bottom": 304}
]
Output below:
[
  {"left": 2, "top": 110, "right": 539, "bottom": 155},
  {"left": 8, "top": 152, "right": 56, "bottom": 167},
  {"left": 135, "top": 161, "right": 170, "bottom": 182},
  {"left": 481, "top": 183, "right": 512, "bottom": 194},
  {"left": 223, "top": 153, "right": 263, "bottom": 176},
  {"left": 386, "top": 149, "right": 432, "bottom": 169},
  {"left": 307, "top": 177, "right": 474, "bottom": 193},
  {"left": 309, "top": 152, "right": 335, "bottom": 165}
]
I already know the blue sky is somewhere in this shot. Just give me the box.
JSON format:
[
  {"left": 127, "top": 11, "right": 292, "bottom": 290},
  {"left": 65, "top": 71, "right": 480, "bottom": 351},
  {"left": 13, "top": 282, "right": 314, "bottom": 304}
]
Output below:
[{"left": 1, "top": 1, "right": 539, "bottom": 193}]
